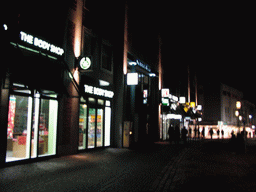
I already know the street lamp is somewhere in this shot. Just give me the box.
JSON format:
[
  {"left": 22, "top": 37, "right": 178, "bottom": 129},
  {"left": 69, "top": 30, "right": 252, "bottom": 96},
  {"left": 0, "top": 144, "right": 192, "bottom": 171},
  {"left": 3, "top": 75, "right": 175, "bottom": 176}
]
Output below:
[
  {"left": 236, "top": 101, "right": 241, "bottom": 109},
  {"left": 236, "top": 101, "right": 242, "bottom": 133}
]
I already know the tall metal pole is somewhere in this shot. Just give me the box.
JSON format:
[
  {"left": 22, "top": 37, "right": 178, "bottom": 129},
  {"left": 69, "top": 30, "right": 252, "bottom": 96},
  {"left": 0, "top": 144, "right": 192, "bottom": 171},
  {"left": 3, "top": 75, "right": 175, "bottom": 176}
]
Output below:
[{"left": 187, "top": 65, "right": 190, "bottom": 103}]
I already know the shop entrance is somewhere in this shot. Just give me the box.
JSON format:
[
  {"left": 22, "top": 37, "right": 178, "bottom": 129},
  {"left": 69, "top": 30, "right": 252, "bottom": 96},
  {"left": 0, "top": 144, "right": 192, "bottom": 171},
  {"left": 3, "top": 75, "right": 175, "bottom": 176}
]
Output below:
[
  {"left": 79, "top": 98, "right": 111, "bottom": 150},
  {"left": 6, "top": 84, "right": 58, "bottom": 162}
]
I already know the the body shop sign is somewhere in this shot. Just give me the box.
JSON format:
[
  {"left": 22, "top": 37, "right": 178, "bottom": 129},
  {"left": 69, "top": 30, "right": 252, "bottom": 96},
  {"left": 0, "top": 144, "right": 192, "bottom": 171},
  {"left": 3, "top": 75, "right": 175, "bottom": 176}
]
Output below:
[
  {"left": 20, "top": 31, "right": 64, "bottom": 56},
  {"left": 84, "top": 84, "right": 114, "bottom": 98}
]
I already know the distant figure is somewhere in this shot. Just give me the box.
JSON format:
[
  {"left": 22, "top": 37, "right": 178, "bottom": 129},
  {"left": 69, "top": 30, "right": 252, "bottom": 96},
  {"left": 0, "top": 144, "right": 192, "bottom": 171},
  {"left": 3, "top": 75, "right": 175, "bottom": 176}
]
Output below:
[
  {"left": 168, "top": 125, "right": 175, "bottom": 144},
  {"left": 181, "top": 127, "right": 188, "bottom": 144},
  {"left": 217, "top": 129, "right": 220, "bottom": 139},
  {"left": 209, "top": 128, "right": 214, "bottom": 139},
  {"left": 221, "top": 129, "right": 224, "bottom": 139},
  {"left": 231, "top": 130, "right": 235, "bottom": 138},
  {"left": 202, "top": 127, "right": 205, "bottom": 139},
  {"left": 188, "top": 127, "right": 192, "bottom": 140},
  {"left": 194, "top": 127, "right": 197, "bottom": 139},
  {"left": 174, "top": 125, "right": 180, "bottom": 144},
  {"left": 198, "top": 128, "right": 201, "bottom": 139}
]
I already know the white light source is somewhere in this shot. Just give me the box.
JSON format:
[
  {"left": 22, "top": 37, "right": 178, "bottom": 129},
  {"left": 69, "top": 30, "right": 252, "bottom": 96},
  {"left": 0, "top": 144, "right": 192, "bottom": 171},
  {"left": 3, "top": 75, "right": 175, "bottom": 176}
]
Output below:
[
  {"left": 127, "top": 73, "right": 138, "bottom": 85},
  {"left": 236, "top": 101, "right": 241, "bottom": 109},
  {"left": 99, "top": 80, "right": 110, "bottom": 86},
  {"left": 3, "top": 24, "right": 8, "bottom": 30},
  {"left": 179, "top": 97, "right": 186, "bottom": 104},
  {"left": 161, "top": 88, "right": 169, "bottom": 98}
]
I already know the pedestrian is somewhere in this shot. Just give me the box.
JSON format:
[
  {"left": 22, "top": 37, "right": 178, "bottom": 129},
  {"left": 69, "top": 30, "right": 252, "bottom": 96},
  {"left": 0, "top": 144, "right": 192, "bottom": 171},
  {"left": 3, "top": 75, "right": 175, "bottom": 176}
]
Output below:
[
  {"left": 209, "top": 128, "right": 213, "bottom": 139},
  {"left": 221, "top": 129, "right": 224, "bottom": 139},
  {"left": 198, "top": 128, "right": 201, "bottom": 139},
  {"left": 181, "top": 126, "right": 188, "bottom": 144},
  {"left": 188, "top": 127, "right": 192, "bottom": 141},
  {"left": 194, "top": 127, "right": 197, "bottom": 139},
  {"left": 217, "top": 129, "right": 220, "bottom": 139},
  {"left": 168, "top": 125, "right": 174, "bottom": 144},
  {"left": 202, "top": 127, "right": 205, "bottom": 139},
  {"left": 174, "top": 125, "right": 180, "bottom": 144}
]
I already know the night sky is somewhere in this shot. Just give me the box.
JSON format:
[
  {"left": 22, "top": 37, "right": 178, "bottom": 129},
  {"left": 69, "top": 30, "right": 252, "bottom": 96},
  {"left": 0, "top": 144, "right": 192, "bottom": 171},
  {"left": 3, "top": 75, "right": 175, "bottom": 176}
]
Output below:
[{"left": 129, "top": 1, "right": 255, "bottom": 104}]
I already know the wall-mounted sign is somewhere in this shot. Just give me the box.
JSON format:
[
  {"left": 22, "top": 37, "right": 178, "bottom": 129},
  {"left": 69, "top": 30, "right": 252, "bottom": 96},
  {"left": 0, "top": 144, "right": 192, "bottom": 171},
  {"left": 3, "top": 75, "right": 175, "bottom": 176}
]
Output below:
[
  {"left": 79, "top": 57, "right": 91, "bottom": 70},
  {"left": 127, "top": 73, "right": 138, "bottom": 85},
  {"left": 161, "top": 88, "right": 169, "bottom": 98},
  {"left": 84, "top": 84, "right": 114, "bottom": 98},
  {"left": 179, "top": 97, "right": 186, "bottom": 104},
  {"left": 20, "top": 31, "right": 64, "bottom": 56},
  {"left": 128, "top": 60, "right": 151, "bottom": 72}
]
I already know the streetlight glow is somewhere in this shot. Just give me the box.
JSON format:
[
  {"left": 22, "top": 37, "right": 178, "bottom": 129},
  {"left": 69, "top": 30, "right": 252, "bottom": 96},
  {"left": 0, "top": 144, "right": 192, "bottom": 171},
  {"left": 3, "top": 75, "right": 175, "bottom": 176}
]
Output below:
[{"left": 236, "top": 101, "right": 241, "bottom": 109}]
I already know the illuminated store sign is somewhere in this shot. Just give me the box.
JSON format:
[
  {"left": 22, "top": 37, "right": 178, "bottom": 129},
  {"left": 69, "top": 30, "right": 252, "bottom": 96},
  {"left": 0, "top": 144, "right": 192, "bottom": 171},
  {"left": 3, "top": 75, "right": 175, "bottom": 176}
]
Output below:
[
  {"left": 84, "top": 84, "right": 114, "bottom": 98},
  {"left": 127, "top": 73, "right": 138, "bottom": 85},
  {"left": 161, "top": 88, "right": 169, "bottom": 98},
  {"left": 79, "top": 57, "right": 91, "bottom": 70},
  {"left": 20, "top": 31, "right": 64, "bottom": 56},
  {"left": 129, "top": 60, "right": 151, "bottom": 72}
]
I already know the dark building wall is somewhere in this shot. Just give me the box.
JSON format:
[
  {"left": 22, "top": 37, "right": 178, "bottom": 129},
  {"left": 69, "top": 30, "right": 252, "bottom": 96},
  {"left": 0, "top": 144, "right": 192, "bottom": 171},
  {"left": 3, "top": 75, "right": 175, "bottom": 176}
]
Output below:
[{"left": 203, "top": 82, "right": 221, "bottom": 124}]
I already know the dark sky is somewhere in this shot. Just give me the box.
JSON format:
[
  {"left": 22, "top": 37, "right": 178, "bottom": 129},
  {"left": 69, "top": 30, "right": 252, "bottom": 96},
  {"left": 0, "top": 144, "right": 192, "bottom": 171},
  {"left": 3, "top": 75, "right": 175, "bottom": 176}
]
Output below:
[{"left": 129, "top": 1, "right": 255, "bottom": 104}]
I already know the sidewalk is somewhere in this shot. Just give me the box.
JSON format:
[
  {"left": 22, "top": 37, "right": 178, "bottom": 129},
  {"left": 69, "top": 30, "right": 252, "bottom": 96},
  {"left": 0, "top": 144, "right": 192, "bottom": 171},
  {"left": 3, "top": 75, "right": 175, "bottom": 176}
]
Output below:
[{"left": 0, "top": 143, "right": 183, "bottom": 192}]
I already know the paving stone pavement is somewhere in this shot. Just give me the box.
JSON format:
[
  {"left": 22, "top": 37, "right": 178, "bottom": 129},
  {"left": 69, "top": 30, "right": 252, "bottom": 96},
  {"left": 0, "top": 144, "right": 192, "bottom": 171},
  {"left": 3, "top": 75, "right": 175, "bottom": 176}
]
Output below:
[
  {"left": 152, "top": 139, "right": 256, "bottom": 192},
  {"left": 1, "top": 139, "right": 256, "bottom": 191}
]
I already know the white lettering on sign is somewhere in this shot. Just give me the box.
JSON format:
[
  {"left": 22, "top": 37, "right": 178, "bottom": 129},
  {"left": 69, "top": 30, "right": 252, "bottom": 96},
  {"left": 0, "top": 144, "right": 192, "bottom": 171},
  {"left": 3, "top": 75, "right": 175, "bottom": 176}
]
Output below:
[
  {"left": 20, "top": 31, "right": 33, "bottom": 44},
  {"left": 84, "top": 84, "right": 93, "bottom": 94},
  {"left": 84, "top": 84, "right": 114, "bottom": 98},
  {"left": 20, "top": 31, "right": 64, "bottom": 56}
]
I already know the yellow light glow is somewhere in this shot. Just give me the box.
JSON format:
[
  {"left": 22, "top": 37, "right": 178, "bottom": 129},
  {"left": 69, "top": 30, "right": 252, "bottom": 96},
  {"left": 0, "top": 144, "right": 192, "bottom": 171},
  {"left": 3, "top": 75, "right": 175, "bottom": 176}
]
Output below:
[
  {"left": 236, "top": 101, "right": 241, "bottom": 109},
  {"left": 74, "top": 38, "right": 81, "bottom": 58}
]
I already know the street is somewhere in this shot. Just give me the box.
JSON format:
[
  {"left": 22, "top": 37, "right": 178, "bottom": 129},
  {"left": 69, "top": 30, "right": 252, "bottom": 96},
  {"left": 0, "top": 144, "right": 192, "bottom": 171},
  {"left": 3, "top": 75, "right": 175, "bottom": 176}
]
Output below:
[{"left": 1, "top": 139, "right": 256, "bottom": 191}]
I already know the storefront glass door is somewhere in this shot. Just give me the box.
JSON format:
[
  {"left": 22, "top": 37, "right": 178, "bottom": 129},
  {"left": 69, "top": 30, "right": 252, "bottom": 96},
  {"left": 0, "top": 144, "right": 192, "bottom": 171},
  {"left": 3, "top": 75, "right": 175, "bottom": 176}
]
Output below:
[
  {"left": 97, "top": 109, "right": 103, "bottom": 147},
  {"left": 79, "top": 98, "right": 112, "bottom": 150},
  {"left": 38, "top": 98, "right": 58, "bottom": 157},
  {"left": 88, "top": 108, "right": 96, "bottom": 148},
  {"left": 5, "top": 85, "right": 58, "bottom": 162},
  {"left": 79, "top": 104, "right": 87, "bottom": 150},
  {"left": 6, "top": 95, "right": 32, "bottom": 162}
]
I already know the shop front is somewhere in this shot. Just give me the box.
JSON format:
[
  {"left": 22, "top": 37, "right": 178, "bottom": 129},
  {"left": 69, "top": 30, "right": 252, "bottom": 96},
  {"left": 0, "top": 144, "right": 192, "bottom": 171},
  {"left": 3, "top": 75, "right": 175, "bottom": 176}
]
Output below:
[
  {"left": 1, "top": 30, "right": 64, "bottom": 164},
  {"left": 123, "top": 55, "right": 159, "bottom": 146},
  {"left": 78, "top": 84, "right": 113, "bottom": 150},
  {"left": 6, "top": 84, "right": 58, "bottom": 162}
]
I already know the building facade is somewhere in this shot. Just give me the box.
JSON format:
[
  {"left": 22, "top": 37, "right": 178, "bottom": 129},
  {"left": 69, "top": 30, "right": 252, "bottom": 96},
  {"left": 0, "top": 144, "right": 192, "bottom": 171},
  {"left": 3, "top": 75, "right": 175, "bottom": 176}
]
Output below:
[
  {"left": 198, "top": 82, "right": 255, "bottom": 138},
  {"left": 0, "top": 0, "right": 162, "bottom": 166}
]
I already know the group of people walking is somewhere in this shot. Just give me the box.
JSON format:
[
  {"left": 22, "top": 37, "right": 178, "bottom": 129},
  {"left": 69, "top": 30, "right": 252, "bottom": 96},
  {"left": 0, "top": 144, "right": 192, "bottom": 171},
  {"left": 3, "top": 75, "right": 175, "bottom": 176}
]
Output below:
[{"left": 168, "top": 125, "right": 226, "bottom": 144}]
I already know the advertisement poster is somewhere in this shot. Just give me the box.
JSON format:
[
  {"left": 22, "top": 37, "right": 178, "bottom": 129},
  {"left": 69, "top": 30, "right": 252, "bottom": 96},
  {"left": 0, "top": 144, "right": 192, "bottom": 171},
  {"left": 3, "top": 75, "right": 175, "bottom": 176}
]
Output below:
[{"left": 7, "top": 96, "right": 16, "bottom": 139}]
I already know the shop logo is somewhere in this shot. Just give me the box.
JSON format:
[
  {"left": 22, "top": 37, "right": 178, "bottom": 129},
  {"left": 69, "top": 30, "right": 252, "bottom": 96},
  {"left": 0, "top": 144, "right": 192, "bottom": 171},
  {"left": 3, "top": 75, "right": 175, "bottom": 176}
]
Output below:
[
  {"left": 80, "top": 57, "right": 91, "bottom": 70},
  {"left": 84, "top": 84, "right": 114, "bottom": 98},
  {"left": 20, "top": 31, "right": 64, "bottom": 56}
]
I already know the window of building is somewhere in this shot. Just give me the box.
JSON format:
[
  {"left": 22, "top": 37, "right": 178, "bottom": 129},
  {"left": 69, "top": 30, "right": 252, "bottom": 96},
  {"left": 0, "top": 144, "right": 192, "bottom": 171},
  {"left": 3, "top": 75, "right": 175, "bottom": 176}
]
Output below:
[
  {"left": 101, "top": 44, "right": 112, "bottom": 72},
  {"left": 6, "top": 84, "right": 58, "bottom": 162}
]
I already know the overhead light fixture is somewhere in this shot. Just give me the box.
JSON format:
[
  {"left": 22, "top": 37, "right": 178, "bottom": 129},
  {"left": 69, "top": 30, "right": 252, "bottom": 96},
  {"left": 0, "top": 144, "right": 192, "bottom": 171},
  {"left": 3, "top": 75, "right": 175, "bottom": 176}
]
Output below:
[
  {"left": 149, "top": 73, "right": 156, "bottom": 77},
  {"left": 99, "top": 80, "right": 110, "bottom": 86}
]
